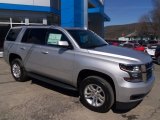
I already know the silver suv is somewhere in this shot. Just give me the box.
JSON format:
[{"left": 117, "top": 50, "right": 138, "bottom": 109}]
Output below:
[{"left": 3, "top": 26, "right": 155, "bottom": 113}]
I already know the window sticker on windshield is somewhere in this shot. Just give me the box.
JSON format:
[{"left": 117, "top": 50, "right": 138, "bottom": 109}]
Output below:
[{"left": 47, "top": 33, "right": 62, "bottom": 45}]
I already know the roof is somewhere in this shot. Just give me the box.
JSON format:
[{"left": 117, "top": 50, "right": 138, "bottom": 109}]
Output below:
[{"left": 11, "top": 25, "right": 87, "bottom": 31}]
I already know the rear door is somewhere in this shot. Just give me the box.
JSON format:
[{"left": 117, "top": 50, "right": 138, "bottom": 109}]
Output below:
[
  {"left": 16, "top": 29, "right": 33, "bottom": 62},
  {"left": 17, "top": 28, "right": 47, "bottom": 64}
]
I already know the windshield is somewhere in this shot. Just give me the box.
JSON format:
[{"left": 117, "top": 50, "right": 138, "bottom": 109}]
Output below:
[{"left": 67, "top": 30, "right": 108, "bottom": 49}]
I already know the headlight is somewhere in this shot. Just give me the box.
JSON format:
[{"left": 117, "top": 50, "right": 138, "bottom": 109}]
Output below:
[
  {"left": 119, "top": 64, "right": 142, "bottom": 72},
  {"left": 119, "top": 64, "right": 146, "bottom": 82}
]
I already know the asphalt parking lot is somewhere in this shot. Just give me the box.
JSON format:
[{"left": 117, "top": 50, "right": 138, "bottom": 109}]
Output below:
[{"left": 0, "top": 58, "right": 160, "bottom": 120}]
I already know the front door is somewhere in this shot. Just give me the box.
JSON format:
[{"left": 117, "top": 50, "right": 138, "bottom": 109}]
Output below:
[{"left": 26, "top": 29, "right": 75, "bottom": 85}]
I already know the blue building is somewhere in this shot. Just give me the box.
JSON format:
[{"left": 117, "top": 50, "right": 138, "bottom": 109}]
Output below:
[{"left": 0, "top": 0, "right": 110, "bottom": 51}]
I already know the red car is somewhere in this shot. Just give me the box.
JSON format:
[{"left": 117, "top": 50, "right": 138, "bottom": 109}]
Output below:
[
  {"left": 108, "top": 42, "right": 119, "bottom": 46},
  {"left": 122, "top": 43, "right": 145, "bottom": 52}
]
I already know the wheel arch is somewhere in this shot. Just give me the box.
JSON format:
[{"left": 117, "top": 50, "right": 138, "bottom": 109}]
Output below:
[
  {"left": 77, "top": 69, "right": 116, "bottom": 99},
  {"left": 9, "top": 53, "right": 22, "bottom": 65}
]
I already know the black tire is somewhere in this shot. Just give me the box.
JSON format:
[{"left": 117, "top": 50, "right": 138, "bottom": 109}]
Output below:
[
  {"left": 80, "top": 76, "right": 114, "bottom": 113},
  {"left": 157, "top": 56, "right": 160, "bottom": 65},
  {"left": 11, "top": 58, "right": 28, "bottom": 82}
]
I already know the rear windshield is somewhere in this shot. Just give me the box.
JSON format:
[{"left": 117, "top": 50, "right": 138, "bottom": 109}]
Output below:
[
  {"left": 148, "top": 45, "right": 157, "bottom": 49},
  {"left": 6, "top": 28, "right": 22, "bottom": 41},
  {"left": 151, "top": 46, "right": 157, "bottom": 49}
]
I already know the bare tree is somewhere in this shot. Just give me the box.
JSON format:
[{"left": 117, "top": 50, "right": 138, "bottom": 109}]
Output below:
[
  {"left": 150, "top": 0, "right": 160, "bottom": 38},
  {"left": 138, "top": 0, "right": 160, "bottom": 39},
  {"left": 152, "top": 0, "right": 160, "bottom": 9},
  {"left": 137, "top": 15, "right": 152, "bottom": 40}
]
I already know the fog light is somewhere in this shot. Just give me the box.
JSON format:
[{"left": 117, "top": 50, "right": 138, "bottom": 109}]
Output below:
[{"left": 131, "top": 73, "right": 139, "bottom": 78}]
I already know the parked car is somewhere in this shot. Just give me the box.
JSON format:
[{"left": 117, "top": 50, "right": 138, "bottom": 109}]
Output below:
[
  {"left": 3, "top": 26, "right": 155, "bottom": 113},
  {"left": 122, "top": 43, "right": 145, "bottom": 52},
  {"left": 155, "top": 45, "right": 160, "bottom": 65},
  {"left": 148, "top": 40, "right": 158, "bottom": 45},
  {"left": 107, "top": 41, "right": 119, "bottom": 46},
  {"left": 145, "top": 45, "right": 157, "bottom": 59}
]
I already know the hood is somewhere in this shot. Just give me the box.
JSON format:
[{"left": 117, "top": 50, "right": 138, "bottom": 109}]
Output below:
[{"left": 88, "top": 45, "right": 152, "bottom": 64}]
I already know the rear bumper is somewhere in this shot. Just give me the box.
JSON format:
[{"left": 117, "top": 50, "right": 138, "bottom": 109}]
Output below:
[
  {"left": 0, "top": 52, "right": 3, "bottom": 58},
  {"left": 116, "top": 75, "right": 155, "bottom": 103}
]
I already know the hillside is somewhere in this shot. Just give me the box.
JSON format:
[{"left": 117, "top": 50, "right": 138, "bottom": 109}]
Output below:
[{"left": 104, "top": 23, "right": 140, "bottom": 40}]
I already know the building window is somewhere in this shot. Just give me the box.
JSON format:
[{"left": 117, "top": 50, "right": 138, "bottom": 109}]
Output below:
[
  {"left": 50, "top": 0, "right": 61, "bottom": 10},
  {"left": 47, "top": 14, "right": 60, "bottom": 25}
]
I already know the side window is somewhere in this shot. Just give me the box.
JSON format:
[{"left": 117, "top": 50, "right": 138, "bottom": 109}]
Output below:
[
  {"left": 21, "top": 29, "right": 30, "bottom": 43},
  {"left": 46, "top": 29, "right": 69, "bottom": 46},
  {"left": 21, "top": 28, "right": 47, "bottom": 45},
  {"left": 6, "top": 28, "right": 22, "bottom": 41}
]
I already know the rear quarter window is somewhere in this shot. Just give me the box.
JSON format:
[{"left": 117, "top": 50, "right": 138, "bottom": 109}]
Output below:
[{"left": 6, "top": 28, "right": 22, "bottom": 41}]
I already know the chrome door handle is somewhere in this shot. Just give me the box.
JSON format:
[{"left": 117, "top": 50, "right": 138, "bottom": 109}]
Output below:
[
  {"left": 20, "top": 47, "right": 26, "bottom": 50},
  {"left": 41, "top": 51, "right": 49, "bottom": 54}
]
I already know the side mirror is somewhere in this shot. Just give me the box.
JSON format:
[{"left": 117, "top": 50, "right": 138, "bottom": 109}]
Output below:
[{"left": 58, "top": 41, "right": 69, "bottom": 47}]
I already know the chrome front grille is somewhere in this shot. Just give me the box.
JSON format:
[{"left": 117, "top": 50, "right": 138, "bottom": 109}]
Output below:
[
  {"left": 146, "top": 62, "right": 153, "bottom": 70},
  {"left": 142, "top": 62, "right": 153, "bottom": 82}
]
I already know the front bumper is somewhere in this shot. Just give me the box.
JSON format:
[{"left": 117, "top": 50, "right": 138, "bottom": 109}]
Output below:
[{"left": 116, "top": 75, "right": 155, "bottom": 103}]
